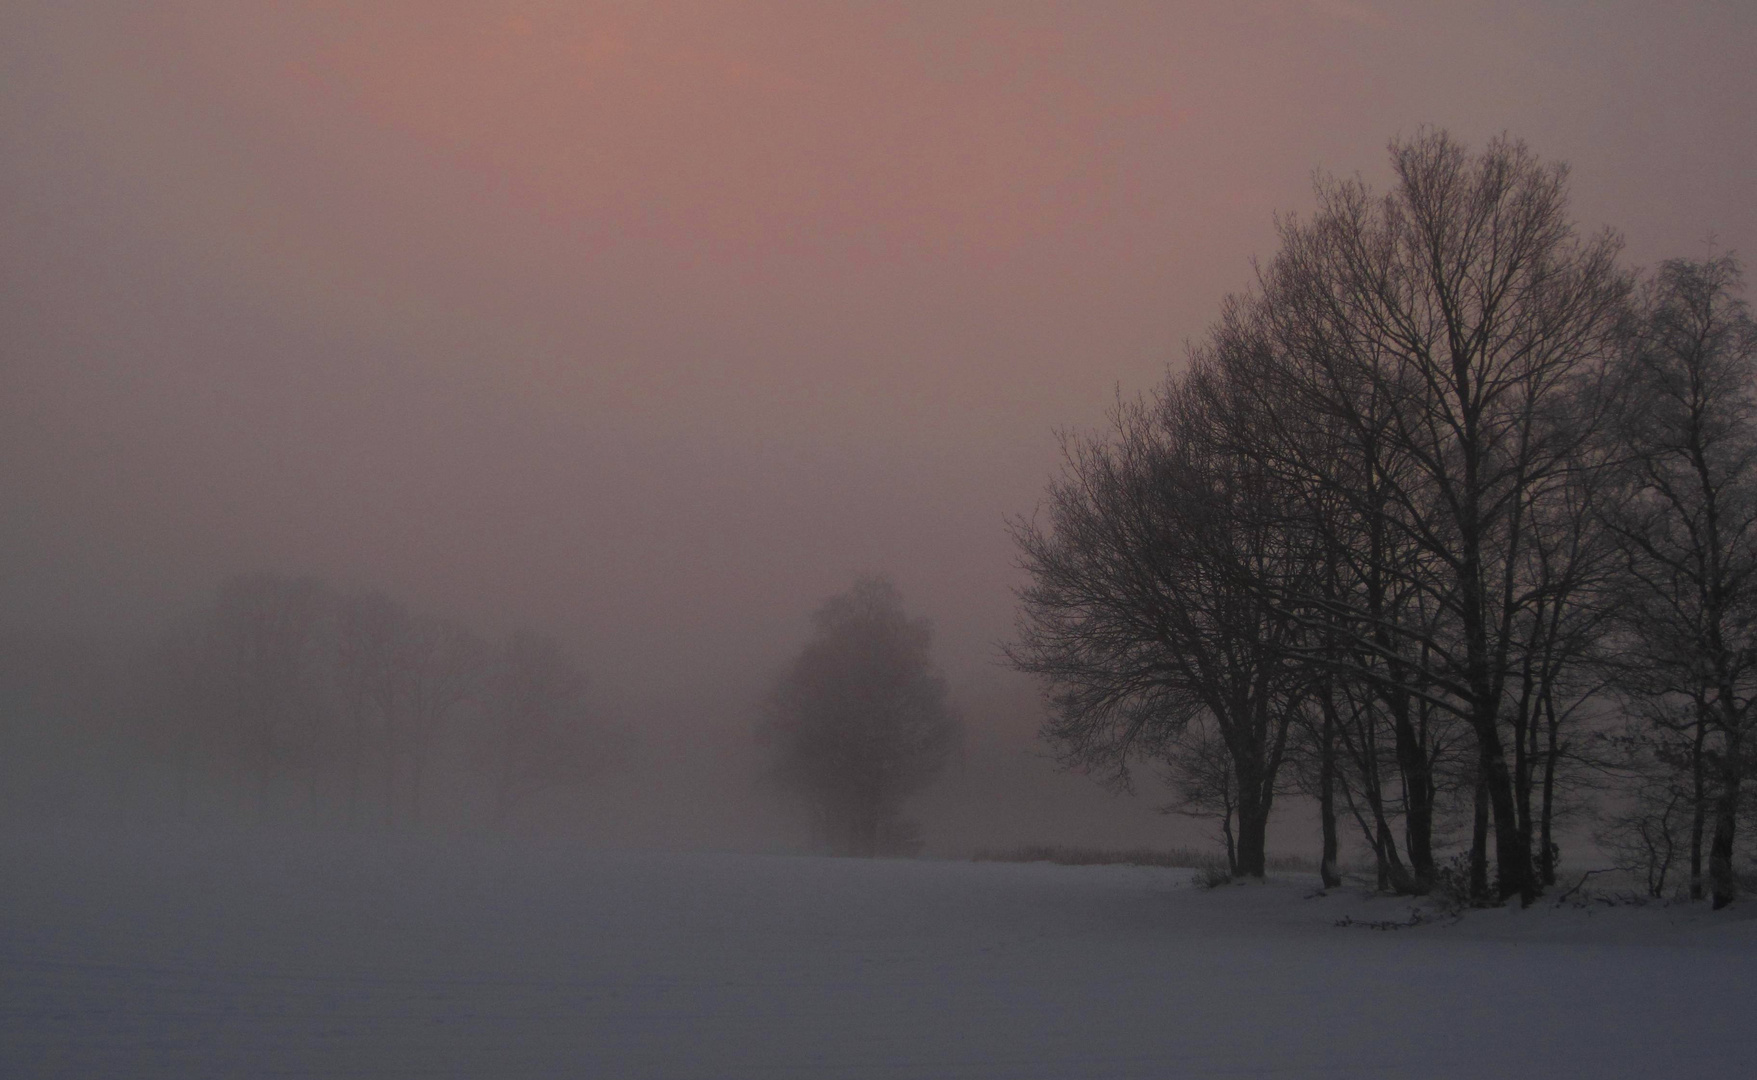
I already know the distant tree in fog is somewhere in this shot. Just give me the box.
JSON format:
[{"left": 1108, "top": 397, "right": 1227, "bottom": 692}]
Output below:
[
  {"left": 17, "top": 570, "right": 616, "bottom": 830},
  {"left": 761, "top": 576, "right": 960, "bottom": 857},
  {"left": 333, "top": 592, "right": 487, "bottom": 827},
  {"left": 144, "top": 574, "right": 347, "bottom": 822},
  {"left": 207, "top": 573, "right": 335, "bottom": 818},
  {"left": 399, "top": 614, "right": 487, "bottom": 826},
  {"left": 482, "top": 631, "right": 609, "bottom": 825},
  {"left": 141, "top": 618, "right": 228, "bottom": 818},
  {"left": 335, "top": 590, "right": 409, "bottom": 825}
]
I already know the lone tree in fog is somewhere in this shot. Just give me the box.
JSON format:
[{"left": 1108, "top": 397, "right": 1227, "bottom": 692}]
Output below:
[{"left": 762, "top": 576, "right": 960, "bottom": 857}]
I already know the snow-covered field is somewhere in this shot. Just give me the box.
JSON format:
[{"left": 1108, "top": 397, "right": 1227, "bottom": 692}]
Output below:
[{"left": 3, "top": 831, "right": 1754, "bottom": 1079}]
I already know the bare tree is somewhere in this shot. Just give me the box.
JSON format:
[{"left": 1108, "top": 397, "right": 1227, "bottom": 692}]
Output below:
[
  {"left": 1159, "top": 711, "right": 1245, "bottom": 876},
  {"left": 762, "top": 576, "right": 960, "bottom": 857},
  {"left": 138, "top": 576, "right": 496, "bottom": 828},
  {"left": 1600, "top": 254, "right": 1757, "bottom": 908},
  {"left": 333, "top": 593, "right": 486, "bottom": 827},
  {"left": 1009, "top": 361, "right": 1314, "bottom": 879},
  {"left": 1594, "top": 723, "right": 1693, "bottom": 898},
  {"left": 1015, "top": 132, "right": 1631, "bottom": 902},
  {"left": 482, "top": 631, "right": 606, "bottom": 826},
  {"left": 1237, "top": 131, "right": 1630, "bottom": 902},
  {"left": 397, "top": 615, "right": 486, "bottom": 826},
  {"left": 334, "top": 590, "right": 410, "bottom": 826},
  {"left": 206, "top": 573, "right": 336, "bottom": 820},
  {"left": 139, "top": 618, "right": 229, "bottom": 819}
]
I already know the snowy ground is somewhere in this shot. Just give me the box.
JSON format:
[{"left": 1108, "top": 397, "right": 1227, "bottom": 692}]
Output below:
[{"left": 3, "top": 831, "right": 1754, "bottom": 1079}]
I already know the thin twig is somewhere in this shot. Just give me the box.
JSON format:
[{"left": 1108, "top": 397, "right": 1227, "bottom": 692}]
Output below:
[{"left": 1558, "top": 867, "right": 1616, "bottom": 904}]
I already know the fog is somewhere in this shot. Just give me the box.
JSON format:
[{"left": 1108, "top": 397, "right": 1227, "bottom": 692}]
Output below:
[{"left": 4, "top": 1, "right": 1755, "bottom": 857}]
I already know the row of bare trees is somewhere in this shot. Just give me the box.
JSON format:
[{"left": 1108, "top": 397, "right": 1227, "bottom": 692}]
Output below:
[
  {"left": 1012, "top": 130, "right": 1757, "bottom": 907},
  {"left": 127, "top": 572, "right": 614, "bottom": 828}
]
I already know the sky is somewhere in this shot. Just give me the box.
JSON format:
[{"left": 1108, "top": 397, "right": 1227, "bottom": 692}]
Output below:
[{"left": 3, "top": 1, "right": 1755, "bottom": 846}]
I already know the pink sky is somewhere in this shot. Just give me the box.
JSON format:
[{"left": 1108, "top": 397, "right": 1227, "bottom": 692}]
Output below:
[{"left": 3, "top": 2, "right": 1754, "bottom": 841}]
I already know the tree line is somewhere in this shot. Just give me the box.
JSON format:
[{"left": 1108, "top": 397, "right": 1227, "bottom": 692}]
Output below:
[
  {"left": 2, "top": 572, "right": 616, "bottom": 830},
  {"left": 3, "top": 570, "right": 963, "bottom": 852},
  {"left": 1010, "top": 130, "right": 1757, "bottom": 908}
]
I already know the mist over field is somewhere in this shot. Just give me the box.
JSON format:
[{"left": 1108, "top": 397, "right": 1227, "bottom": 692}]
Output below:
[{"left": 5, "top": 3, "right": 1757, "bottom": 1076}]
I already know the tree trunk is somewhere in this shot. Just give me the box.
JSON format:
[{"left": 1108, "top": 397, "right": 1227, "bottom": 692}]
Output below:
[
  {"left": 1690, "top": 711, "right": 1708, "bottom": 901},
  {"left": 1539, "top": 690, "right": 1560, "bottom": 887},
  {"left": 1512, "top": 664, "right": 1535, "bottom": 883},
  {"left": 1357, "top": 723, "right": 1414, "bottom": 893},
  {"left": 1337, "top": 774, "right": 1385, "bottom": 888},
  {"left": 1229, "top": 739, "right": 1274, "bottom": 878},
  {"left": 1710, "top": 731, "right": 1742, "bottom": 909},
  {"left": 1477, "top": 721, "right": 1535, "bottom": 903},
  {"left": 1319, "top": 707, "right": 1341, "bottom": 889},
  {"left": 1387, "top": 686, "right": 1435, "bottom": 892},
  {"left": 1375, "top": 815, "right": 1415, "bottom": 894},
  {"left": 1396, "top": 750, "right": 1435, "bottom": 891},
  {"left": 1487, "top": 753, "right": 1533, "bottom": 903},
  {"left": 1234, "top": 801, "right": 1268, "bottom": 878},
  {"left": 1376, "top": 629, "right": 1435, "bottom": 890},
  {"left": 1458, "top": 438, "right": 1536, "bottom": 903},
  {"left": 1470, "top": 767, "right": 1490, "bottom": 904}
]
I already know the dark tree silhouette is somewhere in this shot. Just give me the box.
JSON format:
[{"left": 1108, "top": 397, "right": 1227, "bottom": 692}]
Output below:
[
  {"left": 1009, "top": 366, "right": 1314, "bottom": 880},
  {"left": 1014, "top": 131, "right": 1633, "bottom": 902},
  {"left": 1600, "top": 254, "right": 1757, "bottom": 908},
  {"left": 484, "top": 631, "right": 607, "bottom": 826},
  {"left": 397, "top": 614, "right": 486, "bottom": 826},
  {"left": 207, "top": 573, "right": 336, "bottom": 819},
  {"left": 334, "top": 591, "right": 487, "bottom": 827},
  {"left": 334, "top": 589, "right": 410, "bottom": 826},
  {"left": 762, "top": 576, "right": 960, "bottom": 857},
  {"left": 1235, "top": 132, "right": 1628, "bottom": 902}
]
